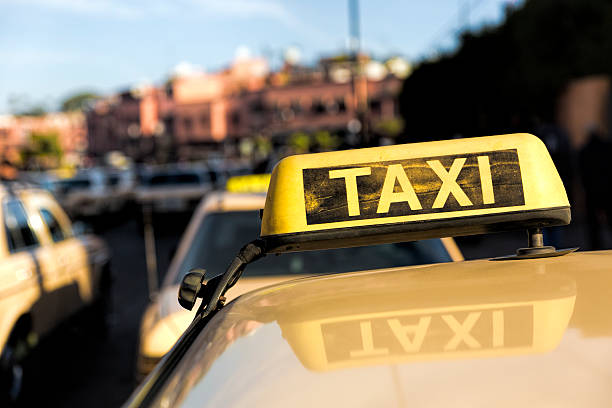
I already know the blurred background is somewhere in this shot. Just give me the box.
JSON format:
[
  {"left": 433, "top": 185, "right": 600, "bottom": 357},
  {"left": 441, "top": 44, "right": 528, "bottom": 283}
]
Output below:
[{"left": 1, "top": 0, "right": 612, "bottom": 405}]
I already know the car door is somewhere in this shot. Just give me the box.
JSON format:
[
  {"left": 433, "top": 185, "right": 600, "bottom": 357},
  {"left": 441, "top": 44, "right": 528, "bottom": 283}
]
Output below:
[
  {"left": 25, "top": 193, "right": 91, "bottom": 319},
  {"left": 1, "top": 197, "right": 58, "bottom": 336},
  {"left": 0, "top": 200, "right": 40, "bottom": 345}
]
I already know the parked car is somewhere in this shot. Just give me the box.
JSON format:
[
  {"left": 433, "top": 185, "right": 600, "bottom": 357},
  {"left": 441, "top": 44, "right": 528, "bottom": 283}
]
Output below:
[
  {"left": 0, "top": 182, "right": 111, "bottom": 402},
  {"left": 134, "top": 175, "right": 463, "bottom": 378},
  {"left": 105, "top": 168, "right": 136, "bottom": 213},
  {"left": 51, "top": 169, "right": 108, "bottom": 218},
  {"left": 134, "top": 166, "right": 214, "bottom": 214}
]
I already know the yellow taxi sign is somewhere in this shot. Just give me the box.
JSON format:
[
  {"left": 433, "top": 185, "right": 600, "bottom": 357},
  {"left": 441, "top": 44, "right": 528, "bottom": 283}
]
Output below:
[
  {"left": 261, "top": 133, "right": 570, "bottom": 253},
  {"left": 225, "top": 174, "right": 270, "bottom": 194}
]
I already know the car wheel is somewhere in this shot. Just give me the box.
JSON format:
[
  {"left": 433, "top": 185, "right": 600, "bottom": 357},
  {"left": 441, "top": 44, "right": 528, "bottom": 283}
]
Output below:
[{"left": 0, "top": 335, "right": 28, "bottom": 404}]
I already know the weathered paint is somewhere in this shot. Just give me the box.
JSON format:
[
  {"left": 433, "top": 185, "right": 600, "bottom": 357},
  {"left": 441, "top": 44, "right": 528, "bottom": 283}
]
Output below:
[{"left": 262, "top": 134, "right": 569, "bottom": 237}]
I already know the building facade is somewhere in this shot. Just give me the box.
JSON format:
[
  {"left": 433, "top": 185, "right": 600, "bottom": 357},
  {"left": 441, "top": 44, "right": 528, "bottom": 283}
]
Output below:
[
  {"left": 0, "top": 112, "right": 87, "bottom": 167},
  {"left": 86, "top": 56, "right": 406, "bottom": 161}
]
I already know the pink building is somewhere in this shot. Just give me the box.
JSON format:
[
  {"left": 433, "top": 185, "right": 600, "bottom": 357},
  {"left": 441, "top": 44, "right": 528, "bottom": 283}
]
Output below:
[
  {"left": 87, "top": 86, "right": 173, "bottom": 160},
  {"left": 0, "top": 112, "right": 87, "bottom": 166},
  {"left": 86, "top": 56, "right": 405, "bottom": 160}
]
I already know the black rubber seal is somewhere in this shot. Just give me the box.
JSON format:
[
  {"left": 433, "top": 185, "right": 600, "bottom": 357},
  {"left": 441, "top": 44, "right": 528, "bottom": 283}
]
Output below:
[{"left": 262, "top": 206, "right": 571, "bottom": 253}]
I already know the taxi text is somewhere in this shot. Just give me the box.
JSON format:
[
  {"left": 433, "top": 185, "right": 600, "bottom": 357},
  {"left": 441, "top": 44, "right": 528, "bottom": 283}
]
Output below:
[{"left": 303, "top": 150, "right": 524, "bottom": 225}]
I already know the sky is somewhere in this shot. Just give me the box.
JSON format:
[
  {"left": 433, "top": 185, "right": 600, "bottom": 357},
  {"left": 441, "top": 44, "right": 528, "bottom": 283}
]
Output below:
[{"left": 0, "top": 0, "right": 522, "bottom": 114}]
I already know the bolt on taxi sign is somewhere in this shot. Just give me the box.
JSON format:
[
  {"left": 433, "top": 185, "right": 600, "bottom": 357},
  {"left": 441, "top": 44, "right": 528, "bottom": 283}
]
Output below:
[{"left": 261, "top": 133, "right": 570, "bottom": 252}]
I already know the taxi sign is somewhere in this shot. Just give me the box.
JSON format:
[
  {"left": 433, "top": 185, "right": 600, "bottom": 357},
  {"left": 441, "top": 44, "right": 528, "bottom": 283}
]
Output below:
[
  {"left": 225, "top": 174, "right": 270, "bottom": 193},
  {"left": 261, "top": 133, "right": 570, "bottom": 252}
]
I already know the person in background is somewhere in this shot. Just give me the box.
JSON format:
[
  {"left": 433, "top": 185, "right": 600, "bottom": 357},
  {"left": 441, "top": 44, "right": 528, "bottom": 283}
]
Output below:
[
  {"left": 579, "top": 126, "right": 612, "bottom": 249},
  {"left": 535, "top": 124, "right": 574, "bottom": 248}
]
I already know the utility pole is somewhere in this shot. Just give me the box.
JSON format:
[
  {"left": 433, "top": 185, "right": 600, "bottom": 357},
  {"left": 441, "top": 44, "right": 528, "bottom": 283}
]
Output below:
[
  {"left": 348, "top": 0, "right": 360, "bottom": 54},
  {"left": 459, "top": 0, "right": 471, "bottom": 33},
  {"left": 348, "top": 0, "right": 369, "bottom": 145},
  {"left": 143, "top": 204, "right": 158, "bottom": 300}
]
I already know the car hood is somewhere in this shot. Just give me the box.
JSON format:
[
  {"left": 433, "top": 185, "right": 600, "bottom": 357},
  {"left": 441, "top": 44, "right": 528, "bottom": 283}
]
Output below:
[{"left": 153, "top": 251, "right": 612, "bottom": 407}]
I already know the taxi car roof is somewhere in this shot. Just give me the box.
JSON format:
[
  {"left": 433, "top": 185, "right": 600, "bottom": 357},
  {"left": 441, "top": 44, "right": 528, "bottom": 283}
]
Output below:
[{"left": 152, "top": 250, "right": 612, "bottom": 407}]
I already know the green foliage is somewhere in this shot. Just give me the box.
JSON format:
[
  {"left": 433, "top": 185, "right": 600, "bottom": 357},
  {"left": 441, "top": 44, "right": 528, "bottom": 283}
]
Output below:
[
  {"left": 288, "top": 131, "right": 311, "bottom": 153},
  {"left": 15, "top": 106, "right": 47, "bottom": 117},
  {"left": 374, "top": 118, "right": 404, "bottom": 138},
  {"left": 21, "top": 131, "right": 63, "bottom": 169},
  {"left": 7, "top": 94, "right": 47, "bottom": 116},
  {"left": 313, "top": 130, "right": 340, "bottom": 151},
  {"left": 32, "top": 132, "right": 62, "bottom": 156},
  {"left": 398, "top": 0, "right": 612, "bottom": 142},
  {"left": 328, "top": 54, "right": 352, "bottom": 63},
  {"left": 61, "top": 91, "right": 99, "bottom": 112},
  {"left": 287, "top": 130, "right": 341, "bottom": 153}
]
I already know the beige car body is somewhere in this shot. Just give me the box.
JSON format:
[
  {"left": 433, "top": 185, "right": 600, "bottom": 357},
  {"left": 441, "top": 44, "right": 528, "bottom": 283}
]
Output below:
[
  {"left": 0, "top": 185, "right": 110, "bottom": 355},
  {"left": 136, "top": 192, "right": 462, "bottom": 377},
  {"left": 149, "top": 249, "right": 612, "bottom": 407}
]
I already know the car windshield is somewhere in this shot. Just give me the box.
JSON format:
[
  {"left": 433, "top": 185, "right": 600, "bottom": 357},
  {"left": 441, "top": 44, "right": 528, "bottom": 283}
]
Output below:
[
  {"left": 147, "top": 173, "right": 201, "bottom": 186},
  {"left": 173, "top": 210, "right": 451, "bottom": 284},
  {"left": 57, "top": 178, "right": 91, "bottom": 190},
  {"left": 107, "top": 174, "right": 121, "bottom": 186}
]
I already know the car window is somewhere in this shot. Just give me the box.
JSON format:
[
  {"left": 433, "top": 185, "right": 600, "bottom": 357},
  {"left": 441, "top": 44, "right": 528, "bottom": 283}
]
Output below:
[
  {"left": 173, "top": 210, "right": 451, "bottom": 284},
  {"left": 58, "top": 178, "right": 91, "bottom": 191},
  {"left": 39, "top": 208, "right": 66, "bottom": 242},
  {"left": 148, "top": 173, "right": 201, "bottom": 186},
  {"left": 107, "top": 174, "right": 121, "bottom": 186},
  {"left": 3, "top": 199, "right": 39, "bottom": 252}
]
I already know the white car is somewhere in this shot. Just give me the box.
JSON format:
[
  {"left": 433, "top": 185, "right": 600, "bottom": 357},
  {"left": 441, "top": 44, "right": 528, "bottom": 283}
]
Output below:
[
  {"left": 134, "top": 167, "right": 214, "bottom": 214},
  {"left": 52, "top": 169, "right": 108, "bottom": 217}
]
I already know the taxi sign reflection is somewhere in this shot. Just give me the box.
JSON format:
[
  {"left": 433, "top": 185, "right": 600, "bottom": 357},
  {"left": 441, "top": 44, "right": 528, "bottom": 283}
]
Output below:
[
  {"left": 276, "top": 268, "right": 576, "bottom": 371},
  {"left": 323, "top": 306, "right": 532, "bottom": 363}
]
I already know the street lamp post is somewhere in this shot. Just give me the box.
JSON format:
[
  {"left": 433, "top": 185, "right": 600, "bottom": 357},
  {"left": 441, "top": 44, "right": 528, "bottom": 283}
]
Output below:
[{"left": 348, "top": 0, "right": 370, "bottom": 146}]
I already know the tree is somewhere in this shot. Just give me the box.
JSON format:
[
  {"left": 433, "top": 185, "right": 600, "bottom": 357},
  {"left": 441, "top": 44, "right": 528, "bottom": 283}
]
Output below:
[
  {"left": 61, "top": 91, "right": 100, "bottom": 112},
  {"left": 8, "top": 94, "right": 49, "bottom": 116},
  {"left": 16, "top": 106, "right": 47, "bottom": 117},
  {"left": 374, "top": 118, "right": 404, "bottom": 139},
  {"left": 20, "top": 131, "right": 63, "bottom": 169},
  {"left": 398, "top": 0, "right": 612, "bottom": 142}
]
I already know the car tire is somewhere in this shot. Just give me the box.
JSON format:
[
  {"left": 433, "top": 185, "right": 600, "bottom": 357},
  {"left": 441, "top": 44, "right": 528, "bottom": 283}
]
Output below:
[{"left": 0, "top": 333, "right": 29, "bottom": 405}]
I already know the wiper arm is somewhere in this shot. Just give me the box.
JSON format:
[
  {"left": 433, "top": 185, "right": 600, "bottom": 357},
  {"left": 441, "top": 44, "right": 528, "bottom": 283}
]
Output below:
[{"left": 178, "top": 239, "right": 267, "bottom": 317}]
